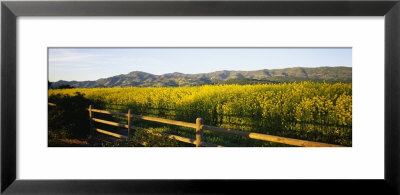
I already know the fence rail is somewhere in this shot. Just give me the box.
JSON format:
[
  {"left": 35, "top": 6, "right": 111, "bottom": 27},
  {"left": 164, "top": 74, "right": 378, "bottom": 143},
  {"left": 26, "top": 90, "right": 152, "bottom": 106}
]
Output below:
[
  {"left": 202, "top": 125, "right": 339, "bottom": 147},
  {"left": 92, "top": 118, "right": 129, "bottom": 128},
  {"left": 49, "top": 102, "right": 343, "bottom": 147},
  {"left": 142, "top": 129, "right": 222, "bottom": 147},
  {"left": 91, "top": 108, "right": 128, "bottom": 117},
  {"left": 95, "top": 128, "right": 128, "bottom": 139}
]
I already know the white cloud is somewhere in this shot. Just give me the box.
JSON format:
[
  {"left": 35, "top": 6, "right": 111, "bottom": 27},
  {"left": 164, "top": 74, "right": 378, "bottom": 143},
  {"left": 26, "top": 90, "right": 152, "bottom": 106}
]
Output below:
[{"left": 49, "top": 54, "right": 94, "bottom": 62}]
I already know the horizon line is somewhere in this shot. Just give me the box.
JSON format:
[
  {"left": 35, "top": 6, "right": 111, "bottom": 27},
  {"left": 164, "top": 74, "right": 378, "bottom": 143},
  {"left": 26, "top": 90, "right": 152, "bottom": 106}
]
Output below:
[{"left": 49, "top": 65, "right": 352, "bottom": 82}]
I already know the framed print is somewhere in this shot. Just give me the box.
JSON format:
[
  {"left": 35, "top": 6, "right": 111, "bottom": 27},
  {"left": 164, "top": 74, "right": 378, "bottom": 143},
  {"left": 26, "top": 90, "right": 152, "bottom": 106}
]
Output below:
[{"left": 2, "top": 0, "right": 400, "bottom": 194}]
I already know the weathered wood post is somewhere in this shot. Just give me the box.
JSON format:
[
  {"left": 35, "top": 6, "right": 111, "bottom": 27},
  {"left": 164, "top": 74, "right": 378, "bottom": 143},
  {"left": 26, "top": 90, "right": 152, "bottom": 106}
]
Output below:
[
  {"left": 89, "top": 105, "right": 94, "bottom": 137},
  {"left": 127, "top": 109, "right": 132, "bottom": 141},
  {"left": 196, "top": 118, "right": 203, "bottom": 147}
]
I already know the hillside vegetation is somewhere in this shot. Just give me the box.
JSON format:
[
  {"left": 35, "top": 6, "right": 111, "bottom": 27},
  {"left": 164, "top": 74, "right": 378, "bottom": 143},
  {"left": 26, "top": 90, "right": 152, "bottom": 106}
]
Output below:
[{"left": 51, "top": 66, "right": 351, "bottom": 88}]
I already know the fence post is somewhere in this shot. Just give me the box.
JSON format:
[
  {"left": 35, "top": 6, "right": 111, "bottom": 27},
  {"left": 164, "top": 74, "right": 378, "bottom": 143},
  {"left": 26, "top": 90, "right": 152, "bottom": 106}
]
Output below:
[
  {"left": 89, "top": 105, "right": 94, "bottom": 137},
  {"left": 196, "top": 118, "right": 203, "bottom": 147},
  {"left": 127, "top": 109, "right": 132, "bottom": 141}
]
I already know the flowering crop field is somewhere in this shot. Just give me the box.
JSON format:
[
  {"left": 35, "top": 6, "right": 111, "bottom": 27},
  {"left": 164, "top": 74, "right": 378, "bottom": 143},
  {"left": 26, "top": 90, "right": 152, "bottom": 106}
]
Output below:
[{"left": 48, "top": 82, "right": 352, "bottom": 146}]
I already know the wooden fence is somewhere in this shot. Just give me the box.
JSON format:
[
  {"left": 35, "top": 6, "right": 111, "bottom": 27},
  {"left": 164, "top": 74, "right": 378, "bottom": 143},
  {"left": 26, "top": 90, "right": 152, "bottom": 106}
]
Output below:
[{"left": 49, "top": 103, "right": 343, "bottom": 147}]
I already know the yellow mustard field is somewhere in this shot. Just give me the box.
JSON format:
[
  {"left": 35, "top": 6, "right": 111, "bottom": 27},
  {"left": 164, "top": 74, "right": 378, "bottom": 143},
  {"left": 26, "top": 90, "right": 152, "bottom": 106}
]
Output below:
[{"left": 48, "top": 82, "right": 352, "bottom": 146}]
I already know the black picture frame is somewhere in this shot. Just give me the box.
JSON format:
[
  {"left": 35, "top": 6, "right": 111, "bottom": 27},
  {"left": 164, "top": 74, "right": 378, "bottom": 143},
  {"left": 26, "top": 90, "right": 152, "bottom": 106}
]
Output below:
[{"left": 1, "top": 0, "right": 399, "bottom": 194}]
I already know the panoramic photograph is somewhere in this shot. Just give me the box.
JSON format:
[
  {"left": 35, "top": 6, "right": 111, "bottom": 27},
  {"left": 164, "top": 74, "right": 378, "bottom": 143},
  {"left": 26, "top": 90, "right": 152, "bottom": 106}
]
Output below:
[{"left": 48, "top": 48, "right": 352, "bottom": 147}]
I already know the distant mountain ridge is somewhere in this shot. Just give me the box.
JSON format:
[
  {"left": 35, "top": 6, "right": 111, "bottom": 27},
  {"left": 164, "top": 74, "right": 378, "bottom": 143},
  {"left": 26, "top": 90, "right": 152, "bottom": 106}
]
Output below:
[{"left": 50, "top": 66, "right": 352, "bottom": 88}]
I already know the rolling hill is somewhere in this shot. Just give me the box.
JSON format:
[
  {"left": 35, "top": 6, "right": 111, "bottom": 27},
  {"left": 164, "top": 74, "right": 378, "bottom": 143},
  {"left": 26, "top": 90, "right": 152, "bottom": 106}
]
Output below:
[{"left": 50, "top": 66, "right": 352, "bottom": 88}]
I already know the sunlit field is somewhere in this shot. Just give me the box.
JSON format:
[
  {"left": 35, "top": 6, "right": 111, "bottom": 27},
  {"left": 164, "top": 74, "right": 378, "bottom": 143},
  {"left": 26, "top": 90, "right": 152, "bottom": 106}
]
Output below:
[{"left": 48, "top": 82, "right": 352, "bottom": 146}]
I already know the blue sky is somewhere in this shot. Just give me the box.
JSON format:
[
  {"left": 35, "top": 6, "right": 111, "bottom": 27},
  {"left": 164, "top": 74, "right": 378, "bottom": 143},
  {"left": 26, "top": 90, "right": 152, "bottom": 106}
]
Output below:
[{"left": 48, "top": 48, "right": 352, "bottom": 82}]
